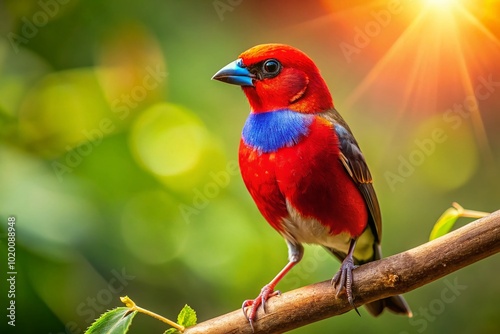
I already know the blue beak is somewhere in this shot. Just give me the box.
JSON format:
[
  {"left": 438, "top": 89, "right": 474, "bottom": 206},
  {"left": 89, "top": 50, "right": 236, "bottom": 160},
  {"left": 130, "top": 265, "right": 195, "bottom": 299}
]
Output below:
[{"left": 212, "top": 59, "right": 255, "bottom": 87}]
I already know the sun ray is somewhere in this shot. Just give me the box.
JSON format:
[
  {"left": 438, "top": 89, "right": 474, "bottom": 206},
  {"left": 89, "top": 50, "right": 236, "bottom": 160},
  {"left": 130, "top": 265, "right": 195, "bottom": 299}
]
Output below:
[
  {"left": 451, "top": 14, "right": 495, "bottom": 162},
  {"left": 342, "top": 9, "right": 428, "bottom": 110},
  {"left": 282, "top": 0, "right": 498, "bottom": 167},
  {"left": 456, "top": 4, "right": 500, "bottom": 47},
  {"left": 286, "top": 1, "right": 403, "bottom": 37}
]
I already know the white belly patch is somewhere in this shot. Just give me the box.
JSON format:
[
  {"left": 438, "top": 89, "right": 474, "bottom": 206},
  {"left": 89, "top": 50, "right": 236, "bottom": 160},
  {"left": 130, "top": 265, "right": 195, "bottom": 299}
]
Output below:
[{"left": 281, "top": 200, "right": 375, "bottom": 260}]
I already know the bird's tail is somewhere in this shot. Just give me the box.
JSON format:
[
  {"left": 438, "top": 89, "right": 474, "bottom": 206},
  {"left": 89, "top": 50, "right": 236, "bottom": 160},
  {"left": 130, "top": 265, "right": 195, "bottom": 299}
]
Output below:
[
  {"left": 364, "top": 244, "right": 412, "bottom": 317},
  {"left": 364, "top": 295, "right": 413, "bottom": 317}
]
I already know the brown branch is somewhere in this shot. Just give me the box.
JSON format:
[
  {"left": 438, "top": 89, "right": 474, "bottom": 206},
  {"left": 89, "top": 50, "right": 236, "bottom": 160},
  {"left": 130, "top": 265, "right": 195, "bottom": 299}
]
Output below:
[{"left": 185, "top": 210, "right": 500, "bottom": 334}]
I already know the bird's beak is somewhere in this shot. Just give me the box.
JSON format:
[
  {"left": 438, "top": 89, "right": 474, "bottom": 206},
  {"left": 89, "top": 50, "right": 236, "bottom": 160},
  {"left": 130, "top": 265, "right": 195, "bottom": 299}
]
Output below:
[{"left": 212, "top": 59, "right": 255, "bottom": 87}]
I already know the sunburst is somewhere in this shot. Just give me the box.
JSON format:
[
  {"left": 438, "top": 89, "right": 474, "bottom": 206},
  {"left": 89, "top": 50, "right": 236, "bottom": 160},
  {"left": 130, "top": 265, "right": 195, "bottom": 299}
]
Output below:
[{"left": 337, "top": 0, "right": 499, "bottom": 158}]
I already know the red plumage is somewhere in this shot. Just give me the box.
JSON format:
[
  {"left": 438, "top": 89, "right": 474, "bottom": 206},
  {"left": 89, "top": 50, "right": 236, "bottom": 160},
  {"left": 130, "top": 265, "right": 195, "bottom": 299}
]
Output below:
[
  {"left": 239, "top": 116, "right": 367, "bottom": 237},
  {"left": 239, "top": 44, "right": 333, "bottom": 113},
  {"left": 212, "top": 43, "right": 411, "bottom": 331}
]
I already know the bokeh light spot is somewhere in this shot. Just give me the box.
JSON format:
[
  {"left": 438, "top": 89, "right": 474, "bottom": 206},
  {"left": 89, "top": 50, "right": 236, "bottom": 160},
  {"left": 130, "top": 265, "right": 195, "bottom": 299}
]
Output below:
[
  {"left": 412, "top": 116, "right": 478, "bottom": 190},
  {"left": 0, "top": 144, "right": 97, "bottom": 259},
  {"left": 18, "top": 68, "right": 113, "bottom": 157},
  {"left": 131, "top": 103, "right": 207, "bottom": 176},
  {"left": 0, "top": 39, "right": 50, "bottom": 117},
  {"left": 130, "top": 102, "right": 226, "bottom": 193},
  {"left": 96, "top": 22, "right": 167, "bottom": 124}
]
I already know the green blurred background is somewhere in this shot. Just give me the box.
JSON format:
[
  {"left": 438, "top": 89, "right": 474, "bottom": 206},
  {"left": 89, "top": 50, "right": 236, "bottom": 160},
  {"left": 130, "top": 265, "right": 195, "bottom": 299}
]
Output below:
[{"left": 1, "top": 0, "right": 499, "bottom": 333}]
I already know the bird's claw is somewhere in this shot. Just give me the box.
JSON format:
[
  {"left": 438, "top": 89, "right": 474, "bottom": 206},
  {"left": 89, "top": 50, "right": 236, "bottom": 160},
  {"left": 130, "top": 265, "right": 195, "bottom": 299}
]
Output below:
[
  {"left": 331, "top": 257, "right": 360, "bottom": 315},
  {"left": 242, "top": 285, "right": 280, "bottom": 332}
]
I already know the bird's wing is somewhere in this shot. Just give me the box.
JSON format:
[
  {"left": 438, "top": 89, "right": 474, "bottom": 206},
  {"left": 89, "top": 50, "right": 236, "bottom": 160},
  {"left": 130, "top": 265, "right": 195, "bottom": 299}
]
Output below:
[{"left": 320, "top": 109, "right": 382, "bottom": 243}]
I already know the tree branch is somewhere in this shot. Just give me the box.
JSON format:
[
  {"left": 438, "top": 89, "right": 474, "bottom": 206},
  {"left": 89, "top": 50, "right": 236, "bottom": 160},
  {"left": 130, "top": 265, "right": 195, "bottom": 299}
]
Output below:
[{"left": 185, "top": 210, "right": 500, "bottom": 334}]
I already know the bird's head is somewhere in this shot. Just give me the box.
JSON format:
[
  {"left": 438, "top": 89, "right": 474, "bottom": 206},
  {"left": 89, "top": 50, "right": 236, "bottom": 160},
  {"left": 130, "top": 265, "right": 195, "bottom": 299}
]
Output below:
[{"left": 212, "top": 44, "right": 333, "bottom": 113}]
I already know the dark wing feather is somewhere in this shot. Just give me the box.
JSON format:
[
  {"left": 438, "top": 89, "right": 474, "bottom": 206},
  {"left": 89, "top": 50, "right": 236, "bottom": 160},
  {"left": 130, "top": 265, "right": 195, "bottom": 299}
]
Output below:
[
  {"left": 319, "top": 110, "right": 412, "bottom": 317},
  {"left": 320, "top": 110, "right": 412, "bottom": 317},
  {"left": 320, "top": 109, "right": 382, "bottom": 243}
]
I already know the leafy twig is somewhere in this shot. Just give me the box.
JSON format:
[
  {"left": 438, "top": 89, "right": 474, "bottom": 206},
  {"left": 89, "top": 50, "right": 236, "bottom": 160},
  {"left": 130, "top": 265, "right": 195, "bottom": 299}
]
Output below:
[
  {"left": 120, "top": 296, "right": 186, "bottom": 332},
  {"left": 429, "top": 202, "right": 490, "bottom": 240},
  {"left": 184, "top": 210, "right": 500, "bottom": 334}
]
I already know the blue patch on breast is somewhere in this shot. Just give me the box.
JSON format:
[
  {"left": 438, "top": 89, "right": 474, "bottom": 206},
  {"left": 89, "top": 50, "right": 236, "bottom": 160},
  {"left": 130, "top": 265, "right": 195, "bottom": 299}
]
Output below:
[{"left": 242, "top": 109, "right": 314, "bottom": 153}]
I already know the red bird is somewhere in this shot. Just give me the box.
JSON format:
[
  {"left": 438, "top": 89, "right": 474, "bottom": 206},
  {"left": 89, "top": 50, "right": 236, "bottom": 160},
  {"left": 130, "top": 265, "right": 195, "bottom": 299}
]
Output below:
[{"left": 212, "top": 44, "right": 411, "bottom": 330}]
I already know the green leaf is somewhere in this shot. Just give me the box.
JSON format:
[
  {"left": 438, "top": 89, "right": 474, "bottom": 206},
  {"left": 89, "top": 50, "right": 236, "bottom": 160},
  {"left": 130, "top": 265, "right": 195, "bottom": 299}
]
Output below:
[
  {"left": 177, "top": 304, "right": 197, "bottom": 327},
  {"left": 429, "top": 207, "right": 460, "bottom": 241},
  {"left": 85, "top": 307, "right": 137, "bottom": 334},
  {"left": 164, "top": 329, "right": 179, "bottom": 334},
  {"left": 163, "top": 304, "right": 197, "bottom": 334}
]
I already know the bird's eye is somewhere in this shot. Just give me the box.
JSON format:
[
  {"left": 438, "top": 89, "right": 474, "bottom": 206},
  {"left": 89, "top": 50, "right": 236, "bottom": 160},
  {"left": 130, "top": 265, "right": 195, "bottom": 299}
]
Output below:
[{"left": 262, "top": 59, "right": 281, "bottom": 76}]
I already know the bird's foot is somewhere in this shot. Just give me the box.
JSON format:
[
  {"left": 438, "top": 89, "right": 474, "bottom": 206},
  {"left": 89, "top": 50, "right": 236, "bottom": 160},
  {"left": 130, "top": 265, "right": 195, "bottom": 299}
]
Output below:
[
  {"left": 331, "top": 256, "right": 360, "bottom": 315},
  {"left": 242, "top": 284, "right": 281, "bottom": 332}
]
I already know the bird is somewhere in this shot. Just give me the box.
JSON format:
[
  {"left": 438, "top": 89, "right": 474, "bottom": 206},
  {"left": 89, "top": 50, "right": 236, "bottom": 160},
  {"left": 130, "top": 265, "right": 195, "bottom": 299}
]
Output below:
[{"left": 212, "top": 43, "right": 412, "bottom": 331}]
